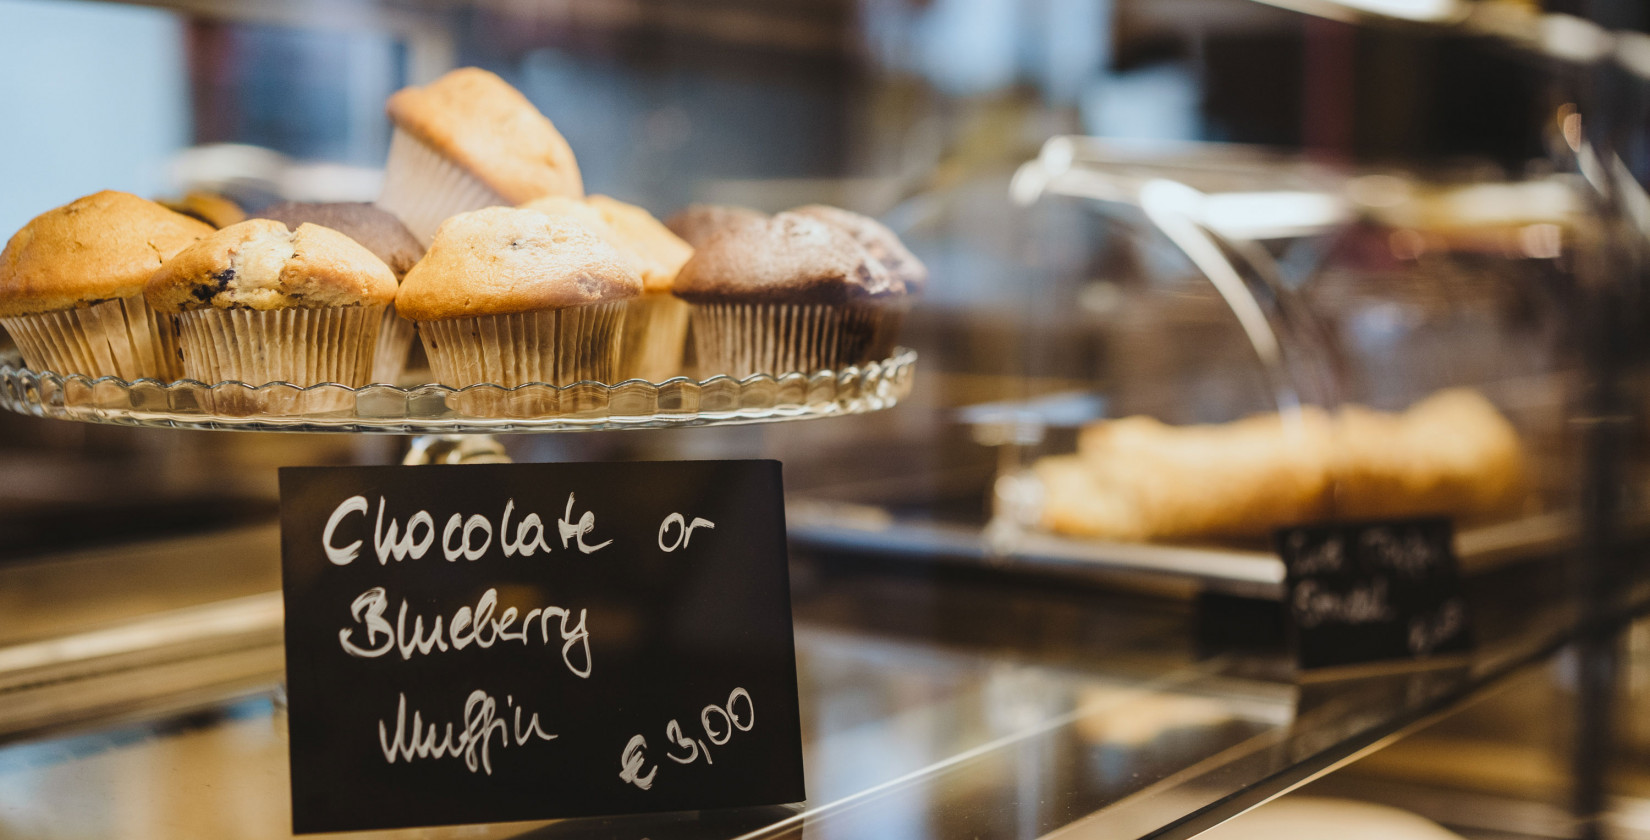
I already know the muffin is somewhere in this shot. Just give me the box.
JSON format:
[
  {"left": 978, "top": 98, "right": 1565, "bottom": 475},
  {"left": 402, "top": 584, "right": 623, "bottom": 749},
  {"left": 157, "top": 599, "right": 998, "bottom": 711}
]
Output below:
[
  {"left": 588, "top": 195, "right": 694, "bottom": 381},
  {"left": 789, "top": 205, "right": 926, "bottom": 293},
  {"left": 525, "top": 195, "right": 694, "bottom": 381},
  {"left": 519, "top": 195, "right": 612, "bottom": 240},
  {"left": 665, "top": 204, "right": 767, "bottom": 249},
  {"left": 396, "top": 207, "right": 641, "bottom": 416},
  {"left": 146, "top": 219, "right": 397, "bottom": 414},
  {"left": 378, "top": 67, "right": 583, "bottom": 244},
  {"left": 256, "top": 202, "right": 425, "bottom": 384},
  {"left": 790, "top": 204, "right": 925, "bottom": 356},
  {"left": 672, "top": 211, "right": 906, "bottom": 378},
  {"left": 159, "top": 191, "right": 246, "bottom": 229},
  {"left": 0, "top": 190, "right": 213, "bottom": 380}
]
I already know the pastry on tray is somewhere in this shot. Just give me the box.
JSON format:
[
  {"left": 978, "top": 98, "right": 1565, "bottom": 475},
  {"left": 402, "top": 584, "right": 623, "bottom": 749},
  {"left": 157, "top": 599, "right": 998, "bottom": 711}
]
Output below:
[
  {"left": 145, "top": 218, "right": 397, "bottom": 413},
  {"left": 1329, "top": 388, "right": 1527, "bottom": 521},
  {"left": 1038, "top": 409, "right": 1336, "bottom": 542},
  {"left": 0, "top": 190, "right": 212, "bottom": 381},
  {"left": 255, "top": 201, "right": 425, "bottom": 384},
  {"left": 395, "top": 206, "right": 640, "bottom": 415},
  {"left": 1037, "top": 388, "right": 1527, "bottom": 542},
  {"left": 378, "top": 67, "right": 583, "bottom": 244}
]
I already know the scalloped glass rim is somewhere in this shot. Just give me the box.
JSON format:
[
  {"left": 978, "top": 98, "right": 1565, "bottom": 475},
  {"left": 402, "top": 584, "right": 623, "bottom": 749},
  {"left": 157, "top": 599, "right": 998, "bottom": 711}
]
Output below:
[{"left": 0, "top": 348, "right": 917, "bottom": 433}]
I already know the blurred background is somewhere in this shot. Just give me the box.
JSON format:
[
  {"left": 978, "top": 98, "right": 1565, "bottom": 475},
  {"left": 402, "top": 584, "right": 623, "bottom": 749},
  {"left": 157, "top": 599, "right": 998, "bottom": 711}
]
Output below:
[{"left": 4, "top": 1, "right": 1650, "bottom": 839}]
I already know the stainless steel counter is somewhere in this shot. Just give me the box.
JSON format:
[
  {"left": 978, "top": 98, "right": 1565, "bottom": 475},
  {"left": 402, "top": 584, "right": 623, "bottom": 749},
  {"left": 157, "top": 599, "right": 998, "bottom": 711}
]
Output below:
[{"left": 0, "top": 523, "right": 1589, "bottom": 839}]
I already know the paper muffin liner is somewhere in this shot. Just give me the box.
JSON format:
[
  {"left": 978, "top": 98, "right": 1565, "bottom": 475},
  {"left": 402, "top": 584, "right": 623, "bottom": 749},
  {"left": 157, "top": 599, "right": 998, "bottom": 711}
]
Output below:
[
  {"left": 688, "top": 302, "right": 894, "bottom": 379},
  {"left": 418, "top": 302, "right": 626, "bottom": 417},
  {"left": 376, "top": 128, "right": 508, "bottom": 245},
  {"left": 617, "top": 293, "right": 690, "bottom": 382},
  {"left": 371, "top": 305, "right": 418, "bottom": 384},
  {"left": 2, "top": 296, "right": 182, "bottom": 381},
  {"left": 177, "top": 305, "right": 384, "bottom": 415},
  {"left": 866, "top": 298, "right": 910, "bottom": 360}
]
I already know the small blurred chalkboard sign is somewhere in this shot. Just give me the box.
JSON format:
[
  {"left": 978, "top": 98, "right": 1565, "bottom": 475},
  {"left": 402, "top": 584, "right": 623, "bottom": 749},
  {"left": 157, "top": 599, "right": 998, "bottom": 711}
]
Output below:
[
  {"left": 1275, "top": 518, "right": 1471, "bottom": 671},
  {"left": 279, "top": 461, "right": 806, "bottom": 834}
]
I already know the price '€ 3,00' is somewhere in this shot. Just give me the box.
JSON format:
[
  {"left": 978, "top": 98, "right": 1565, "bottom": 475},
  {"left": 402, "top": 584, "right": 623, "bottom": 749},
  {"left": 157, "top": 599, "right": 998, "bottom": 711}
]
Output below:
[{"left": 619, "top": 688, "right": 756, "bottom": 790}]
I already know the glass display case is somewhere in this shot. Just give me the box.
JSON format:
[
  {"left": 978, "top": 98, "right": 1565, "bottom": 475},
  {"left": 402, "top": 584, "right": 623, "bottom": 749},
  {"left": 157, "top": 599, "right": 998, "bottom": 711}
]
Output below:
[{"left": 2, "top": 1, "right": 1650, "bottom": 839}]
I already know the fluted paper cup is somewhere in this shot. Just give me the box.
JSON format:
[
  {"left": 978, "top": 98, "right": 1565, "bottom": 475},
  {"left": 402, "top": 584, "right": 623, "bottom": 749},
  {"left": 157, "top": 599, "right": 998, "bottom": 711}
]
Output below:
[
  {"left": 688, "top": 302, "right": 892, "bottom": 379},
  {"left": 617, "top": 293, "right": 690, "bottom": 382},
  {"left": 866, "top": 298, "right": 910, "bottom": 361},
  {"left": 376, "top": 129, "right": 507, "bottom": 245},
  {"left": 419, "top": 302, "right": 626, "bottom": 417},
  {"left": 177, "top": 305, "right": 383, "bottom": 415},
  {"left": 2, "top": 296, "right": 182, "bottom": 382},
  {"left": 371, "top": 305, "right": 417, "bottom": 384}
]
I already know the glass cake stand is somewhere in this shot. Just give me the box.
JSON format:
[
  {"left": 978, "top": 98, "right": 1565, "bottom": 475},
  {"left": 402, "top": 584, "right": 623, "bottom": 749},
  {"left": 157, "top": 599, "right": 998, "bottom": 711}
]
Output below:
[
  {"left": 0, "top": 347, "right": 917, "bottom": 462},
  {"left": 0, "top": 348, "right": 916, "bottom": 434}
]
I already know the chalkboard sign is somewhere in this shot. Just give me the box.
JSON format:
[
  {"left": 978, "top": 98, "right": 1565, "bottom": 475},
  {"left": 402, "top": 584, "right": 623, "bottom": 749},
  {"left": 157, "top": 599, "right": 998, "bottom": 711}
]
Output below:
[
  {"left": 1275, "top": 518, "right": 1472, "bottom": 671},
  {"left": 279, "top": 461, "right": 806, "bottom": 834}
]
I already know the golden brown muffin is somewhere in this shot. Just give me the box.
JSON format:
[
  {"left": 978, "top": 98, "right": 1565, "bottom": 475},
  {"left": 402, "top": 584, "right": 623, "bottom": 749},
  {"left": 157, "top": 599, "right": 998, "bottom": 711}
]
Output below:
[
  {"left": 396, "top": 207, "right": 640, "bottom": 321},
  {"left": 790, "top": 204, "right": 927, "bottom": 293},
  {"left": 0, "top": 190, "right": 212, "bottom": 318},
  {"left": 519, "top": 195, "right": 610, "bottom": 236},
  {"left": 585, "top": 195, "right": 693, "bottom": 293},
  {"left": 387, "top": 67, "right": 583, "bottom": 203},
  {"left": 158, "top": 191, "right": 246, "bottom": 230},
  {"left": 665, "top": 203, "right": 767, "bottom": 249},
  {"left": 518, "top": 196, "right": 649, "bottom": 286},
  {"left": 146, "top": 219, "right": 397, "bottom": 312}
]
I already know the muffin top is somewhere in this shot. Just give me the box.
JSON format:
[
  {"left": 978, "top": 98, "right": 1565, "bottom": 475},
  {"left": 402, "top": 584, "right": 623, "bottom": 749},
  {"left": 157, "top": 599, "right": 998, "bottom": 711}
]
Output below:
[
  {"left": 145, "top": 219, "right": 397, "bottom": 313},
  {"left": 256, "top": 202, "right": 424, "bottom": 277},
  {"left": 519, "top": 195, "right": 612, "bottom": 239},
  {"left": 387, "top": 67, "right": 583, "bottom": 203},
  {"left": 0, "top": 190, "right": 213, "bottom": 318},
  {"left": 395, "top": 207, "right": 641, "bottom": 321},
  {"left": 672, "top": 212, "right": 904, "bottom": 305},
  {"left": 519, "top": 195, "right": 678, "bottom": 292},
  {"left": 158, "top": 191, "right": 246, "bottom": 229},
  {"left": 586, "top": 195, "right": 693, "bottom": 295},
  {"left": 790, "top": 204, "right": 927, "bottom": 294},
  {"left": 665, "top": 204, "right": 767, "bottom": 249}
]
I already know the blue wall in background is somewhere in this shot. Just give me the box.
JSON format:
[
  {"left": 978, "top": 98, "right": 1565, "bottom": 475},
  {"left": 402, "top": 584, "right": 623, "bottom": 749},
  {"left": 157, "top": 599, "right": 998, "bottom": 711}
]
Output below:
[{"left": 0, "top": 0, "right": 188, "bottom": 236}]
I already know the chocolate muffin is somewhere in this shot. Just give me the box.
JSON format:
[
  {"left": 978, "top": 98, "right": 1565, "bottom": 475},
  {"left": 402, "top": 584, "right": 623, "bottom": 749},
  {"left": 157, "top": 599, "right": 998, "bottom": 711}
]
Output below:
[
  {"left": 672, "top": 211, "right": 905, "bottom": 377},
  {"left": 0, "top": 190, "right": 213, "bottom": 380},
  {"left": 790, "top": 204, "right": 927, "bottom": 294},
  {"left": 665, "top": 204, "right": 767, "bottom": 249},
  {"left": 257, "top": 202, "right": 423, "bottom": 277},
  {"left": 255, "top": 201, "right": 425, "bottom": 382}
]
